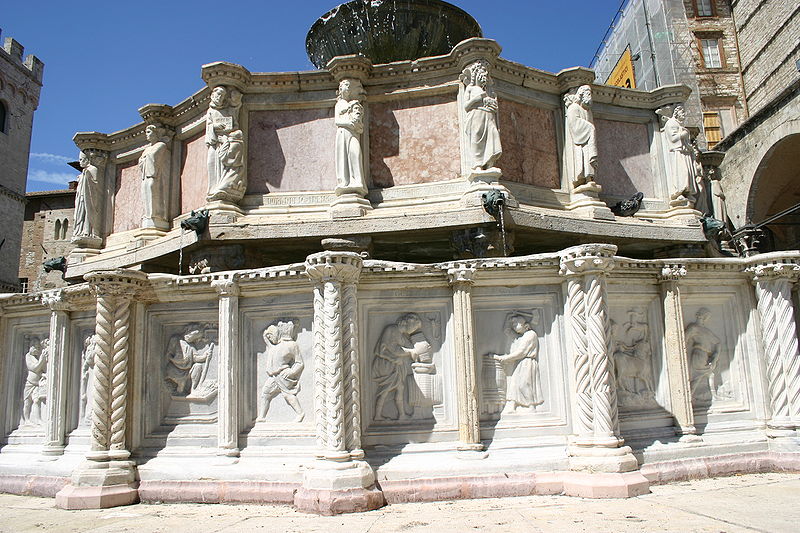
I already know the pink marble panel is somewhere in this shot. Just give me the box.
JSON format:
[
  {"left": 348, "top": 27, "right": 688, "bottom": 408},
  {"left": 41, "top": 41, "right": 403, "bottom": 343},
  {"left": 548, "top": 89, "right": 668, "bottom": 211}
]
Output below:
[
  {"left": 370, "top": 96, "right": 461, "bottom": 188},
  {"left": 248, "top": 109, "right": 337, "bottom": 193},
  {"left": 180, "top": 132, "right": 208, "bottom": 214},
  {"left": 112, "top": 162, "right": 143, "bottom": 234},
  {"left": 596, "top": 119, "right": 654, "bottom": 198},
  {"left": 498, "top": 99, "right": 560, "bottom": 189}
]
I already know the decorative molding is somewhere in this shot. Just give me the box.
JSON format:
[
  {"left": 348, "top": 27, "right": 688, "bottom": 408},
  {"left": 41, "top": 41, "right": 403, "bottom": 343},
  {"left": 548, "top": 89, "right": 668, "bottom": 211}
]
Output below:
[
  {"left": 558, "top": 245, "right": 617, "bottom": 277},
  {"left": 658, "top": 264, "right": 688, "bottom": 283},
  {"left": 446, "top": 266, "right": 477, "bottom": 286}
]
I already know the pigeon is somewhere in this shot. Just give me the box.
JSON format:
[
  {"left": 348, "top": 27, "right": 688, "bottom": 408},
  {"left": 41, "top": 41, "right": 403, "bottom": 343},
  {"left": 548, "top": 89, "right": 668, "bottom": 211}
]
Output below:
[{"left": 611, "top": 192, "right": 644, "bottom": 217}]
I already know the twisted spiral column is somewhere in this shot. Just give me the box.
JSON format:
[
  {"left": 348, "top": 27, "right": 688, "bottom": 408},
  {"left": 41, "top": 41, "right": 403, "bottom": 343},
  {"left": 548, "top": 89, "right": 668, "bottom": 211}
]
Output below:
[
  {"left": 84, "top": 270, "right": 148, "bottom": 461},
  {"left": 750, "top": 262, "right": 800, "bottom": 433},
  {"left": 306, "top": 252, "right": 363, "bottom": 462},
  {"left": 560, "top": 245, "right": 621, "bottom": 447},
  {"left": 566, "top": 278, "right": 593, "bottom": 438}
]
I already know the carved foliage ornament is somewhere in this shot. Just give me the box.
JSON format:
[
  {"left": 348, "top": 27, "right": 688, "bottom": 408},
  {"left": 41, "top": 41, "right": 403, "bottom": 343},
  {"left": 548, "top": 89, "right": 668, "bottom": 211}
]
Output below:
[
  {"left": 305, "top": 252, "right": 363, "bottom": 284},
  {"left": 558, "top": 245, "right": 616, "bottom": 277}
]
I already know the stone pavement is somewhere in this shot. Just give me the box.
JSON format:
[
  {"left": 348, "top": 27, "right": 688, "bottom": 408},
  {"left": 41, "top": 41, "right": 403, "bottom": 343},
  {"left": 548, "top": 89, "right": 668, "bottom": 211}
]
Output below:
[{"left": 0, "top": 473, "right": 797, "bottom": 532}]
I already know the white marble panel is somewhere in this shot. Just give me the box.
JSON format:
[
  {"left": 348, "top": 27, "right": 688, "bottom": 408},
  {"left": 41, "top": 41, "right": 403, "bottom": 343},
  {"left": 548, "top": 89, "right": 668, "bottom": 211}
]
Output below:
[
  {"left": 64, "top": 312, "right": 98, "bottom": 448},
  {"left": 359, "top": 288, "right": 455, "bottom": 445},
  {"left": 1, "top": 316, "right": 50, "bottom": 444},
  {"left": 240, "top": 292, "right": 315, "bottom": 446},
  {"left": 681, "top": 284, "right": 761, "bottom": 431},
  {"left": 472, "top": 285, "right": 569, "bottom": 436}
]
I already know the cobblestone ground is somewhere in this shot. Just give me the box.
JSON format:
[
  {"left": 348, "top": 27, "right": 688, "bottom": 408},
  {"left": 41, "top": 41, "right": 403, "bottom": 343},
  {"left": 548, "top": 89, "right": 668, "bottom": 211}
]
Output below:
[{"left": 0, "top": 473, "right": 797, "bottom": 532}]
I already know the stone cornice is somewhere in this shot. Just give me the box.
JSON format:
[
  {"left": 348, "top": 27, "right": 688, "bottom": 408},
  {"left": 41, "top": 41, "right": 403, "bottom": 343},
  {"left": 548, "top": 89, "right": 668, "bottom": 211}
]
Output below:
[
  {"left": 747, "top": 260, "right": 800, "bottom": 283},
  {"left": 201, "top": 61, "right": 252, "bottom": 92}
]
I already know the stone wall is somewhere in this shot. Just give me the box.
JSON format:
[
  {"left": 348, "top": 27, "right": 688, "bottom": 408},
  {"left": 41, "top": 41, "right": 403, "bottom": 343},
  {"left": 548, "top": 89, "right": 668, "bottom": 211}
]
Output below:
[
  {"left": 18, "top": 191, "right": 75, "bottom": 293},
  {"left": 734, "top": 0, "right": 800, "bottom": 115},
  {"left": 0, "top": 36, "right": 43, "bottom": 291},
  {"left": 2, "top": 247, "right": 799, "bottom": 512}
]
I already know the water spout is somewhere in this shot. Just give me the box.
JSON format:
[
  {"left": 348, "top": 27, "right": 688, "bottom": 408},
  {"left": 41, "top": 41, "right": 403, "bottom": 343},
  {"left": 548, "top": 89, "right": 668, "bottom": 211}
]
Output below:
[{"left": 481, "top": 189, "right": 508, "bottom": 257}]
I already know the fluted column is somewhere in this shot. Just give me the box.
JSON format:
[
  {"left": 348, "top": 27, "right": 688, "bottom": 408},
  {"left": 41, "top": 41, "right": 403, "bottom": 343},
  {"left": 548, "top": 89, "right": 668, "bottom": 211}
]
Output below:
[
  {"left": 41, "top": 290, "right": 71, "bottom": 457},
  {"left": 56, "top": 269, "right": 148, "bottom": 509},
  {"left": 447, "top": 266, "right": 484, "bottom": 453},
  {"left": 295, "top": 251, "right": 383, "bottom": 515},
  {"left": 658, "top": 265, "right": 701, "bottom": 442},
  {"left": 749, "top": 261, "right": 800, "bottom": 436},
  {"left": 559, "top": 245, "right": 638, "bottom": 473},
  {"left": 212, "top": 278, "right": 240, "bottom": 457}
]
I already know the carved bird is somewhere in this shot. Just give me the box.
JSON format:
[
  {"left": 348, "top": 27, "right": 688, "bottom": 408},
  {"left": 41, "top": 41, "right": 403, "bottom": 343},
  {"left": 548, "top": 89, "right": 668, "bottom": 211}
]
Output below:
[{"left": 611, "top": 192, "right": 644, "bottom": 217}]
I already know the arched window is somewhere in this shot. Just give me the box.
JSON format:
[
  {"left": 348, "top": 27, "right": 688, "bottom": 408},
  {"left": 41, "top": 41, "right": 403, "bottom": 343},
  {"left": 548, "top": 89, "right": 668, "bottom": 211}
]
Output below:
[
  {"left": 54, "top": 219, "right": 62, "bottom": 240},
  {"left": 0, "top": 101, "right": 7, "bottom": 134},
  {"left": 61, "top": 219, "right": 69, "bottom": 240}
]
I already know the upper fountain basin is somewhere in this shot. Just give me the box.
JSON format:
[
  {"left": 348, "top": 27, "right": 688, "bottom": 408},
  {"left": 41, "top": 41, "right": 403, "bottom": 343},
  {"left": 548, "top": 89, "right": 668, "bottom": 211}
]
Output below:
[{"left": 306, "top": 0, "right": 483, "bottom": 69}]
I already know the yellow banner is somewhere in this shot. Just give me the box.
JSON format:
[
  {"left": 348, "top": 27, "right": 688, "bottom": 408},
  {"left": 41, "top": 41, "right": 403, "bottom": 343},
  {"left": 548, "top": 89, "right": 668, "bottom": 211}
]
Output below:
[{"left": 607, "top": 47, "right": 636, "bottom": 89}]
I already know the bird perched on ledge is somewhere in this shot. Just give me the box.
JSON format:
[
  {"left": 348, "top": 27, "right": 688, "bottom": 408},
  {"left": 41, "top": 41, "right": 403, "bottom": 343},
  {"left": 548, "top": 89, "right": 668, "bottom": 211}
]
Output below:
[{"left": 611, "top": 192, "right": 644, "bottom": 217}]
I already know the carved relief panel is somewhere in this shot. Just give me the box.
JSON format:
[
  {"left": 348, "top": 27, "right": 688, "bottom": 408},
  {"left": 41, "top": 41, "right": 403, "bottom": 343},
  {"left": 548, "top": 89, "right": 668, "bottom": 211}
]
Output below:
[
  {"left": 681, "top": 285, "right": 757, "bottom": 418},
  {"left": 472, "top": 286, "right": 569, "bottom": 432},
  {"left": 1, "top": 318, "right": 50, "bottom": 440},
  {"left": 140, "top": 301, "right": 220, "bottom": 448},
  {"left": 607, "top": 293, "right": 668, "bottom": 414},
  {"left": 360, "top": 289, "right": 454, "bottom": 444},
  {"left": 240, "top": 293, "right": 315, "bottom": 442}
]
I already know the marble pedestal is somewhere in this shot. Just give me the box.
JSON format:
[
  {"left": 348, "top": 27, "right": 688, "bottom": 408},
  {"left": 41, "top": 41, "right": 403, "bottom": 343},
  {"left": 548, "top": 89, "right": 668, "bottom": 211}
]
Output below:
[
  {"left": 293, "top": 460, "right": 385, "bottom": 515},
  {"left": 330, "top": 193, "right": 372, "bottom": 219},
  {"left": 55, "top": 459, "right": 138, "bottom": 510},
  {"left": 566, "top": 183, "right": 614, "bottom": 220}
]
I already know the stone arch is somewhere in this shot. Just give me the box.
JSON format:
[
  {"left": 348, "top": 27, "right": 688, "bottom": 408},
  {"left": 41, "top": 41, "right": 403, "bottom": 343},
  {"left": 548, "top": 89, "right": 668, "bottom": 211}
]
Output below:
[{"left": 746, "top": 131, "right": 800, "bottom": 250}]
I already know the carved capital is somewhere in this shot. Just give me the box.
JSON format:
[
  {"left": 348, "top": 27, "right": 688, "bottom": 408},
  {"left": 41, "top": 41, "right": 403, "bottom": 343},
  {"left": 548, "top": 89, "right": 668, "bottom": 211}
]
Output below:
[
  {"left": 327, "top": 55, "right": 372, "bottom": 82},
  {"left": 202, "top": 61, "right": 252, "bottom": 93},
  {"left": 558, "top": 244, "right": 616, "bottom": 277},
  {"left": 73, "top": 132, "right": 111, "bottom": 153},
  {"left": 658, "top": 264, "right": 687, "bottom": 283},
  {"left": 748, "top": 262, "right": 800, "bottom": 284},
  {"left": 447, "top": 266, "right": 477, "bottom": 286},
  {"left": 84, "top": 269, "right": 149, "bottom": 299},
  {"left": 41, "top": 289, "right": 70, "bottom": 312},
  {"left": 211, "top": 278, "right": 240, "bottom": 297},
  {"left": 452, "top": 38, "right": 502, "bottom": 70},
  {"left": 305, "top": 251, "right": 363, "bottom": 284},
  {"left": 138, "top": 103, "right": 176, "bottom": 127}
]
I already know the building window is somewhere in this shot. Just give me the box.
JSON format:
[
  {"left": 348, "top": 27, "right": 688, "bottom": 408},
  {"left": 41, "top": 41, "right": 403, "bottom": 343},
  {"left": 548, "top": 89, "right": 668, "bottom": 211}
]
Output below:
[
  {"left": 54, "top": 219, "right": 62, "bottom": 240},
  {"left": 0, "top": 101, "right": 6, "bottom": 134},
  {"left": 703, "top": 112, "right": 723, "bottom": 149},
  {"left": 695, "top": 0, "right": 715, "bottom": 17},
  {"left": 19, "top": 278, "right": 28, "bottom": 294},
  {"left": 61, "top": 219, "right": 69, "bottom": 240},
  {"left": 700, "top": 39, "right": 723, "bottom": 68}
]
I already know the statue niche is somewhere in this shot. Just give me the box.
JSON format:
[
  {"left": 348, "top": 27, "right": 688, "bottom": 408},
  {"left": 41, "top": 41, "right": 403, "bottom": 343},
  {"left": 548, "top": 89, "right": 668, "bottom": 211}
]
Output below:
[
  {"left": 460, "top": 59, "right": 502, "bottom": 180},
  {"left": 484, "top": 312, "right": 544, "bottom": 415},
  {"left": 257, "top": 320, "right": 305, "bottom": 424},
  {"left": 71, "top": 150, "right": 107, "bottom": 247},
  {"left": 657, "top": 104, "right": 698, "bottom": 208},
  {"left": 372, "top": 313, "right": 438, "bottom": 421},
  {"left": 21, "top": 337, "right": 49, "bottom": 428},
  {"left": 205, "top": 85, "right": 246, "bottom": 203},
  {"left": 611, "top": 307, "right": 658, "bottom": 410},
  {"left": 139, "top": 123, "right": 172, "bottom": 230},
  {"left": 164, "top": 323, "right": 218, "bottom": 401},
  {"left": 564, "top": 84, "right": 598, "bottom": 189}
]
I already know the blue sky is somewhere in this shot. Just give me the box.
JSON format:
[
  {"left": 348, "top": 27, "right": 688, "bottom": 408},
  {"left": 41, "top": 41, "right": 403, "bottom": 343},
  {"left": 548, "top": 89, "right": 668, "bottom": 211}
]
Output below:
[{"left": 3, "top": 0, "right": 623, "bottom": 192}]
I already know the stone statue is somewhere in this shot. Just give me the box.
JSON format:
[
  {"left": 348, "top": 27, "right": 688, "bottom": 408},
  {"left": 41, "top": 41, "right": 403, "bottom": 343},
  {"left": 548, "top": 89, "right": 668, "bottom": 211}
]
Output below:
[
  {"left": 72, "top": 150, "right": 105, "bottom": 245},
  {"left": 564, "top": 85, "right": 598, "bottom": 188},
  {"left": 488, "top": 313, "right": 544, "bottom": 414},
  {"left": 139, "top": 123, "right": 171, "bottom": 230},
  {"left": 206, "top": 85, "right": 246, "bottom": 203},
  {"left": 79, "top": 334, "right": 99, "bottom": 424},
  {"left": 335, "top": 79, "right": 367, "bottom": 196},
  {"left": 709, "top": 168, "right": 728, "bottom": 226},
  {"left": 658, "top": 105, "right": 698, "bottom": 206},
  {"left": 460, "top": 59, "right": 502, "bottom": 173},
  {"left": 21, "top": 337, "right": 48, "bottom": 426},
  {"left": 685, "top": 308, "right": 721, "bottom": 403},
  {"left": 372, "top": 313, "right": 432, "bottom": 421},
  {"left": 164, "top": 324, "right": 216, "bottom": 399},
  {"left": 612, "top": 308, "right": 656, "bottom": 406},
  {"left": 257, "top": 320, "right": 305, "bottom": 423}
]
